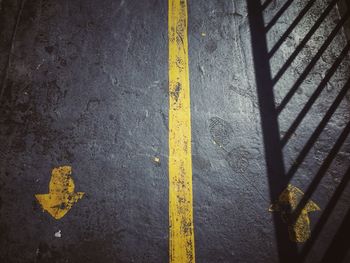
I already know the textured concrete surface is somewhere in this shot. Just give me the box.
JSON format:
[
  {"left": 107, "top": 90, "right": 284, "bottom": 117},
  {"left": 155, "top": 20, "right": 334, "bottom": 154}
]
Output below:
[{"left": 0, "top": 0, "right": 350, "bottom": 262}]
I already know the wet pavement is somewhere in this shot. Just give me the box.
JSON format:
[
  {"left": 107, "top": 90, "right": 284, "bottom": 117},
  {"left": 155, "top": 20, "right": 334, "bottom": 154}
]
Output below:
[{"left": 0, "top": 0, "right": 350, "bottom": 262}]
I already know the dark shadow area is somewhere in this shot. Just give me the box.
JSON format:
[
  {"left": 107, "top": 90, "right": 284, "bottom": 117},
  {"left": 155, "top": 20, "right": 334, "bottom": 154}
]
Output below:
[
  {"left": 291, "top": 119, "right": 350, "bottom": 222},
  {"left": 299, "top": 165, "right": 350, "bottom": 260},
  {"left": 320, "top": 206, "right": 350, "bottom": 263},
  {"left": 0, "top": 0, "right": 25, "bottom": 102},
  {"left": 247, "top": 1, "right": 299, "bottom": 262},
  {"left": 340, "top": 0, "right": 350, "bottom": 39},
  {"left": 262, "top": 0, "right": 275, "bottom": 10},
  {"left": 248, "top": 0, "right": 350, "bottom": 261}
]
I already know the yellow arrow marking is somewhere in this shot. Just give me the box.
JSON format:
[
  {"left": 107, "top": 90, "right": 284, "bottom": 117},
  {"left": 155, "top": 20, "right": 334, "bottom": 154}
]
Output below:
[
  {"left": 168, "top": 0, "right": 195, "bottom": 262},
  {"left": 269, "top": 184, "right": 320, "bottom": 242},
  {"left": 35, "top": 166, "right": 84, "bottom": 220}
]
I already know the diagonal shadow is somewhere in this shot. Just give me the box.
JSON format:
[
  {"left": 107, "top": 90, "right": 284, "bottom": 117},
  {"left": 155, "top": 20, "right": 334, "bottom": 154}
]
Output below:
[
  {"left": 280, "top": 44, "right": 350, "bottom": 147},
  {"left": 284, "top": 0, "right": 350, "bottom": 223},
  {"left": 277, "top": 17, "right": 350, "bottom": 116},
  {"left": 247, "top": 1, "right": 299, "bottom": 262},
  {"left": 271, "top": 0, "right": 340, "bottom": 84},
  {"left": 269, "top": 0, "right": 317, "bottom": 57},
  {"left": 285, "top": 77, "right": 350, "bottom": 180},
  {"left": 291, "top": 119, "right": 350, "bottom": 224},
  {"left": 299, "top": 164, "right": 350, "bottom": 260},
  {"left": 265, "top": 0, "right": 294, "bottom": 32},
  {"left": 248, "top": 0, "right": 350, "bottom": 261},
  {"left": 262, "top": 0, "right": 276, "bottom": 11}
]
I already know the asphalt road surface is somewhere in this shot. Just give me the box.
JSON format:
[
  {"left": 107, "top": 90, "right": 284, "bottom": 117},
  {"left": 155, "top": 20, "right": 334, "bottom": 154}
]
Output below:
[{"left": 0, "top": 0, "right": 350, "bottom": 262}]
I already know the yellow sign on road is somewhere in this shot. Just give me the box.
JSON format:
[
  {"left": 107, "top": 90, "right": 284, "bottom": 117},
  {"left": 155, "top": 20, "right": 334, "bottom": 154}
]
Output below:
[
  {"left": 35, "top": 166, "right": 84, "bottom": 220},
  {"left": 269, "top": 184, "right": 320, "bottom": 242}
]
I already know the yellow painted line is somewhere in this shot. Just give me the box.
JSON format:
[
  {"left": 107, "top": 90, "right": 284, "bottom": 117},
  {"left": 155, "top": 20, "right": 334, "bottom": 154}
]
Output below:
[
  {"left": 35, "top": 166, "right": 84, "bottom": 220},
  {"left": 168, "top": 0, "right": 195, "bottom": 262}
]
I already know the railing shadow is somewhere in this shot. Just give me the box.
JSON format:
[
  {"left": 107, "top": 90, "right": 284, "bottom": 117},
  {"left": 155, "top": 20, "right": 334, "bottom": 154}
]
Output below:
[
  {"left": 247, "top": 1, "right": 299, "bottom": 262},
  {"left": 248, "top": 0, "right": 350, "bottom": 262},
  {"left": 320, "top": 206, "right": 350, "bottom": 262},
  {"left": 300, "top": 165, "right": 350, "bottom": 261}
]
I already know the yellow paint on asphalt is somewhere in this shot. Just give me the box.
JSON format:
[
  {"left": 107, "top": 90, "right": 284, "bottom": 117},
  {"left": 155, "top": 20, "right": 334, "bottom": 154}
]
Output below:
[
  {"left": 35, "top": 166, "right": 84, "bottom": 220},
  {"left": 269, "top": 184, "right": 320, "bottom": 242},
  {"left": 168, "top": 0, "right": 195, "bottom": 262}
]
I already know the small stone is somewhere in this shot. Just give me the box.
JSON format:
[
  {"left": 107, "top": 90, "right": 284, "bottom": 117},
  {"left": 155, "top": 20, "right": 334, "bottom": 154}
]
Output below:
[{"left": 54, "top": 230, "right": 62, "bottom": 238}]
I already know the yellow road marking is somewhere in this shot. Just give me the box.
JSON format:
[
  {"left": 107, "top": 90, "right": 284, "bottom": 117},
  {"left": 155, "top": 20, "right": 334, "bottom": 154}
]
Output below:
[
  {"left": 35, "top": 166, "right": 84, "bottom": 220},
  {"left": 269, "top": 184, "right": 320, "bottom": 242},
  {"left": 168, "top": 0, "right": 195, "bottom": 262}
]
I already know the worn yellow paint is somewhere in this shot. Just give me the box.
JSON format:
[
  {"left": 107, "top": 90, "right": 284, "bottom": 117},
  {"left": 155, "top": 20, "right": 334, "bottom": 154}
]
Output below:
[
  {"left": 35, "top": 166, "right": 84, "bottom": 220},
  {"left": 168, "top": 0, "right": 195, "bottom": 262},
  {"left": 269, "top": 184, "right": 320, "bottom": 242}
]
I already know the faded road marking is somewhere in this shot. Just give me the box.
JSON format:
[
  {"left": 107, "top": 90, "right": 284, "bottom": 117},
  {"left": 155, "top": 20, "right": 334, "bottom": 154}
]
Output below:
[
  {"left": 168, "top": 0, "right": 195, "bottom": 262},
  {"left": 35, "top": 166, "right": 84, "bottom": 220},
  {"left": 269, "top": 184, "right": 320, "bottom": 242}
]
